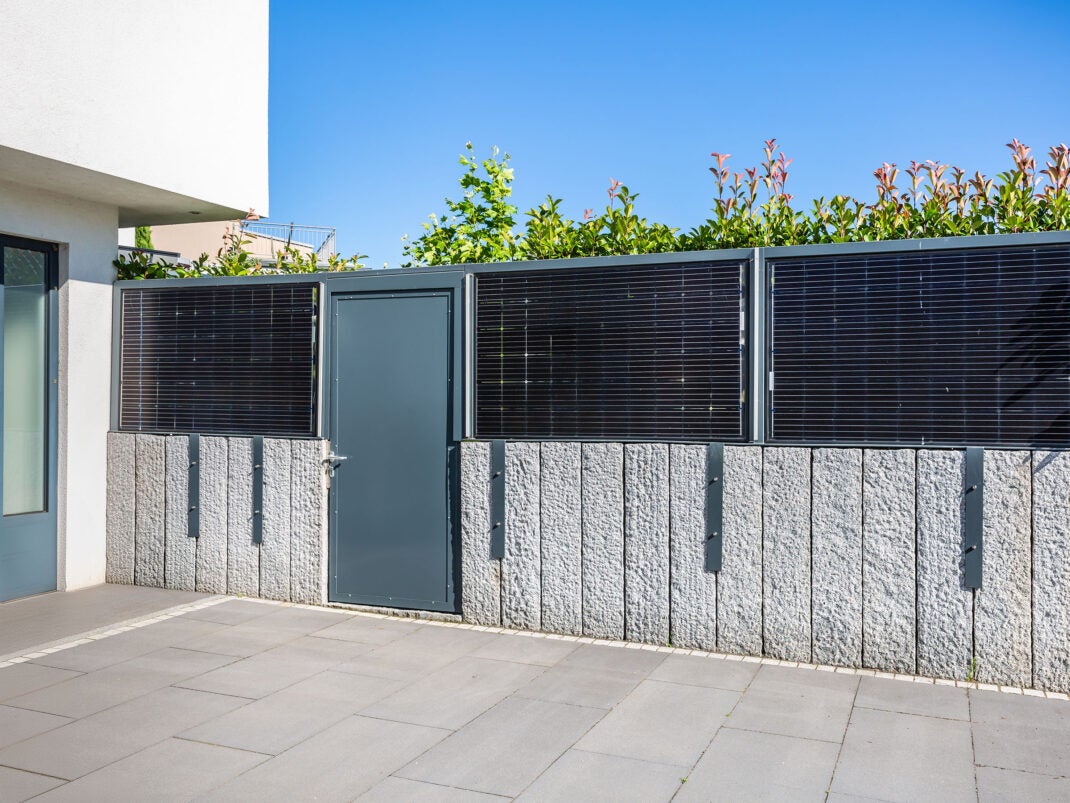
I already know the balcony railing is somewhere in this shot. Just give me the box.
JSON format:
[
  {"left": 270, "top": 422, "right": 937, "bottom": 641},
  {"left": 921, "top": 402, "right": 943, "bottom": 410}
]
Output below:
[{"left": 239, "top": 221, "right": 337, "bottom": 261}]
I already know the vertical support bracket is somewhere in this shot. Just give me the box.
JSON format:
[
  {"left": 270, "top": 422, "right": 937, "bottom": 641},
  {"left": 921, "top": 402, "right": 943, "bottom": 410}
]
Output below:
[
  {"left": 187, "top": 434, "right": 200, "bottom": 538},
  {"left": 490, "top": 439, "right": 506, "bottom": 559},
  {"left": 964, "top": 446, "right": 983, "bottom": 589},
  {"left": 706, "top": 442, "right": 724, "bottom": 572},
  {"left": 252, "top": 435, "right": 264, "bottom": 545}
]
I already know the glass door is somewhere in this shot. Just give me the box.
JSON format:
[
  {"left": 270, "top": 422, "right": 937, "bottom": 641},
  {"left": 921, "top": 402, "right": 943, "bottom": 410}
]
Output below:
[{"left": 0, "top": 235, "right": 58, "bottom": 602}]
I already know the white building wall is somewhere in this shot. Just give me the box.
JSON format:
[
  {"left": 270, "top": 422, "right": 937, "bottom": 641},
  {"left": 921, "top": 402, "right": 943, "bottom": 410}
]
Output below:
[
  {"left": 0, "top": 0, "right": 269, "bottom": 221},
  {"left": 0, "top": 179, "right": 119, "bottom": 591}
]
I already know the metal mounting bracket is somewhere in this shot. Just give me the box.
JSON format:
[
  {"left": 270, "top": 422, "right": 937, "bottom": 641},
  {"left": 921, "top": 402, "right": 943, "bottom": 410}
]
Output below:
[
  {"left": 187, "top": 434, "right": 200, "bottom": 538},
  {"left": 964, "top": 446, "right": 983, "bottom": 589},
  {"left": 706, "top": 442, "right": 724, "bottom": 572},
  {"left": 490, "top": 440, "right": 506, "bottom": 560},
  {"left": 252, "top": 435, "right": 264, "bottom": 545}
]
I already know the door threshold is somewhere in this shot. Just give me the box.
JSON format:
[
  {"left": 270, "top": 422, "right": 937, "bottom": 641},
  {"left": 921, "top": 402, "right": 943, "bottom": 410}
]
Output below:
[{"left": 323, "top": 600, "right": 462, "bottom": 623}]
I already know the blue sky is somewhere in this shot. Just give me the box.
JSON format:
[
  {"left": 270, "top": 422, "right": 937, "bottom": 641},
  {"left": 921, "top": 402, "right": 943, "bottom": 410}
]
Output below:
[{"left": 268, "top": 0, "right": 1070, "bottom": 268}]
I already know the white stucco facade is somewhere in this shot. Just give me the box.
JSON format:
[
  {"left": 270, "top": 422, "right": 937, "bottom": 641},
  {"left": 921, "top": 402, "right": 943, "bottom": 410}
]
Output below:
[{"left": 0, "top": 1, "right": 269, "bottom": 595}]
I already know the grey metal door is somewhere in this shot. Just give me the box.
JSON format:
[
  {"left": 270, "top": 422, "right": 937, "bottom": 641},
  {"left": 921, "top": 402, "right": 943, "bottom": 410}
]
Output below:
[
  {"left": 0, "top": 236, "right": 58, "bottom": 602},
  {"left": 327, "top": 276, "right": 461, "bottom": 611}
]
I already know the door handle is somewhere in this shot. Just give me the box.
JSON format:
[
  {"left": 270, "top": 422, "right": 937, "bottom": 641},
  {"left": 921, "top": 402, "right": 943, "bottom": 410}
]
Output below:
[{"left": 322, "top": 452, "right": 348, "bottom": 477}]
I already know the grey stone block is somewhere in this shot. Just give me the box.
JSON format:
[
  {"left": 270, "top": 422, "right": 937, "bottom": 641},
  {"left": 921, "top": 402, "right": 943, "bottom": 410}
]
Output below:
[
  {"left": 624, "top": 443, "right": 670, "bottom": 644},
  {"left": 669, "top": 444, "right": 715, "bottom": 650},
  {"left": 762, "top": 447, "right": 812, "bottom": 662},
  {"left": 106, "top": 432, "right": 135, "bottom": 585},
  {"left": 862, "top": 449, "right": 916, "bottom": 673},
  {"left": 502, "top": 442, "right": 541, "bottom": 630},
  {"left": 226, "top": 438, "right": 259, "bottom": 597},
  {"left": 291, "top": 439, "right": 328, "bottom": 605},
  {"left": 717, "top": 446, "right": 763, "bottom": 656},
  {"left": 811, "top": 448, "right": 862, "bottom": 667},
  {"left": 917, "top": 449, "right": 972, "bottom": 680},
  {"left": 581, "top": 442, "right": 624, "bottom": 640},
  {"left": 259, "top": 438, "right": 292, "bottom": 602},
  {"left": 539, "top": 442, "right": 582, "bottom": 635},
  {"left": 975, "top": 450, "right": 1031, "bottom": 687},
  {"left": 163, "top": 436, "right": 195, "bottom": 591},
  {"left": 134, "top": 435, "right": 166, "bottom": 587},
  {"left": 1032, "top": 451, "right": 1070, "bottom": 692},
  {"left": 460, "top": 441, "right": 500, "bottom": 626},
  {"left": 195, "top": 436, "right": 229, "bottom": 594}
]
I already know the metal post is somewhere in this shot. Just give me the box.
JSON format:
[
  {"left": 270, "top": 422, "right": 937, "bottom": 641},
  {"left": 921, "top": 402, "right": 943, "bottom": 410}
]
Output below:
[
  {"left": 187, "top": 434, "right": 200, "bottom": 538},
  {"left": 252, "top": 435, "right": 264, "bottom": 545},
  {"left": 964, "top": 446, "right": 983, "bottom": 589},
  {"left": 706, "top": 442, "right": 724, "bottom": 572},
  {"left": 490, "top": 440, "right": 506, "bottom": 559}
]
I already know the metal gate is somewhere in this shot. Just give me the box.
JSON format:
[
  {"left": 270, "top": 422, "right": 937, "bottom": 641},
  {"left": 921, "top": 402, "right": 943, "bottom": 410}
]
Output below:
[{"left": 326, "top": 272, "right": 463, "bottom": 612}]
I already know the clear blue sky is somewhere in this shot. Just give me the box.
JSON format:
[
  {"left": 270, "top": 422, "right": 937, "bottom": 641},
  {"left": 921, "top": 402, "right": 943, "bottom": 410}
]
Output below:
[{"left": 268, "top": 0, "right": 1070, "bottom": 268}]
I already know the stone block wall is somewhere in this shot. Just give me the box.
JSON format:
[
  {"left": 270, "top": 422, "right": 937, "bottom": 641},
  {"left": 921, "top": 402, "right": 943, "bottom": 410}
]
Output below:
[
  {"left": 106, "top": 433, "right": 328, "bottom": 604},
  {"left": 460, "top": 442, "right": 1070, "bottom": 693}
]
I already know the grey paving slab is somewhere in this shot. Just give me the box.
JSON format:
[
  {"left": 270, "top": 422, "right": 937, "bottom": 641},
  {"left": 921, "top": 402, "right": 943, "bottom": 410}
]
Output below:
[
  {"left": 134, "top": 434, "right": 167, "bottom": 588},
  {"left": 359, "top": 776, "right": 507, "bottom": 801},
  {"left": 360, "top": 655, "right": 543, "bottom": 730},
  {"left": 503, "top": 441, "right": 541, "bottom": 630},
  {"left": 831, "top": 706, "right": 975, "bottom": 802},
  {"left": 175, "top": 637, "right": 356, "bottom": 699},
  {"left": 0, "top": 705, "right": 70, "bottom": 750},
  {"left": 178, "top": 599, "right": 275, "bottom": 626},
  {"left": 854, "top": 675, "right": 969, "bottom": 720},
  {"left": 678, "top": 726, "right": 841, "bottom": 803},
  {"left": 575, "top": 679, "right": 739, "bottom": 766},
  {"left": 726, "top": 664, "right": 857, "bottom": 743},
  {"left": 470, "top": 633, "right": 577, "bottom": 666},
  {"left": 539, "top": 442, "right": 582, "bottom": 635},
  {"left": 811, "top": 448, "right": 863, "bottom": 667},
  {"left": 519, "top": 748, "right": 686, "bottom": 802},
  {"left": 975, "top": 766, "right": 1070, "bottom": 803},
  {"left": 397, "top": 695, "right": 605, "bottom": 798},
  {"left": 861, "top": 448, "right": 916, "bottom": 674},
  {"left": 624, "top": 443, "right": 670, "bottom": 644},
  {"left": 0, "top": 766, "right": 64, "bottom": 801},
  {"left": 34, "top": 737, "right": 267, "bottom": 802},
  {"left": 200, "top": 714, "right": 449, "bottom": 801},
  {"left": 460, "top": 441, "right": 501, "bottom": 627},
  {"left": 514, "top": 664, "right": 642, "bottom": 710},
  {"left": 180, "top": 671, "right": 401, "bottom": 755},
  {"left": 312, "top": 613, "right": 424, "bottom": 646},
  {"left": 762, "top": 447, "right": 812, "bottom": 662},
  {"left": 329, "top": 621, "right": 495, "bottom": 683},
  {"left": 176, "top": 621, "right": 300, "bottom": 658},
  {"left": 7, "top": 647, "right": 236, "bottom": 718},
  {"left": 717, "top": 446, "right": 763, "bottom": 656},
  {"left": 0, "top": 664, "right": 82, "bottom": 702},
  {"left": 669, "top": 444, "right": 716, "bottom": 651},
  {"left": 557, "top": 642, "right": 666, "bottom": 678},
  {"left": 970, "top": 689, "right": 1070, "bottom": 776},
  {"left": 105, "top": 432, "right": 135, "bottom": 585},
  {"left": 0, "top": 686, "right": 246, "bottom": 780},
  {"left": 581, "top": 442, "right": 625, "bottom": 640},
  {"left": 259, "top": 437, "right": 293, "bottom": 602},
  {"left": 238, "top": 605, "right": 351, "bottom": 635},
  {"left": 164, "top": 435, "right": 195, "bottom": 591},
  {"left": 0, "top": 584, "right": 204, "bottom": 660},
  {"left": 647, "top": 654, "right": 759, "bottom": 692}
]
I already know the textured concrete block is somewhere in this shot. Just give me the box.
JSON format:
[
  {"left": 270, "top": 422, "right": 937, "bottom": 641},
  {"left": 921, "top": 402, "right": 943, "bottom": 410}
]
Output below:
[
  {"left": 226, "top": 438, "right": 259, "bottom": 597},
  {"left": 106, "top": 432, "right": 136, "bottom": 585},
  {"left": 460, "top": 441, "right": 501, "bottom": 626},
  {"left": 975, "top": 451, "right": 1031, "bottom": 687},
  {"left": 581, "top": 443, "right": 624, "bottom": 640},
  {"left": 862, "top": 450, "right": 916, "bottom": 674},
  {"left": 502, "top": 442, "right": 541, "bottom": 631},
  {"left": 811, "top": 448, "right": 862, "bottom": 667},
  {"left": 917, "top": 449, "right": 972, "bottom": 680},
  {"left": 1032, "top": 451, "right": 1070, "bottom": 692},
  {"left": 133, "top": 435, "right": 166, "bottom": 587},
  {"left": 540, "top": 443, "right": 582, "bottom": 635},
  {"left": 717, "top": 446, "right": 763, "bottom": 656},
  {"left": 195, "top": 436, "right": 229, "bottom": 594},
  {"left": 670, "top": 444, "right": 715, "bottom": 650},
  {"left": 291, "top": 439, "right": 328, "bottom": 605},
  {"left": 164, "top": 436, "right": 195, "bottom": 591},
  {"left": 259, "top": 439, "right": 292, "bottom": 602},
  {"left": 625, "top": 444, "right": 670, "bottom": 644},
  {"left": 762, "top": 447, "right": 812, "bottom": 662}
]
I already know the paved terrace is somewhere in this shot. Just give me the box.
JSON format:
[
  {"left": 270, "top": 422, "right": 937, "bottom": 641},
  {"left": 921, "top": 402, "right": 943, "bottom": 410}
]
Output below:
[{"left": 0, "top": 587, "right": 1067, "bottom": 801}]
